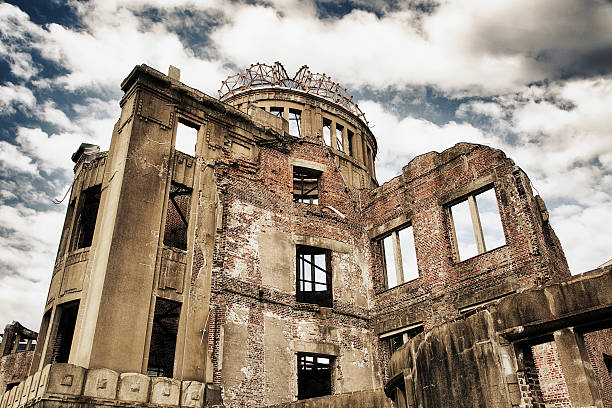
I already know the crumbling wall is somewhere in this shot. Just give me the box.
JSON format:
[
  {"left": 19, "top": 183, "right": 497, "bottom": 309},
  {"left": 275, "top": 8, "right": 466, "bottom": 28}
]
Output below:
[
  {"left": 362, "top": 143, "right": 571, "bottom": 381},
  {"left": 208, "top": 136, "right": 380, "bottom": 406}
]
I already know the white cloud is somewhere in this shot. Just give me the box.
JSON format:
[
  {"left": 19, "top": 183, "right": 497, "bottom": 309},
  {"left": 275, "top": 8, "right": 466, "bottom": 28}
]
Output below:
[
  {"left": 0, "top": 82, "right": 36, "bottom": 115},
  {"left": 0, "top": 204, "right": 63, "bottom": 328},
  {"left": 362, "top": 99, "right": 496, "bottom": 182},
  {"left": 15, "top": 127, "right": 84, "bottom": 174},
  {"left": 0, "top": 141, "right": 38, "bottom": 175}
]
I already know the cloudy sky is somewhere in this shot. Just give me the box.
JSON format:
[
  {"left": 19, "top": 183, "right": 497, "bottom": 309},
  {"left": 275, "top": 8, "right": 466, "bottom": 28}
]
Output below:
[{"left": 0, "top": 0, "right": 611, "bottom": 329}]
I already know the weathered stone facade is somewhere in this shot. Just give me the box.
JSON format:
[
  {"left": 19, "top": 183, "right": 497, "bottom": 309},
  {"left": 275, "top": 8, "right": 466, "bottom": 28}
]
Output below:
[{"left": 1, "top": 63, "right": 610, "bottom": 408}]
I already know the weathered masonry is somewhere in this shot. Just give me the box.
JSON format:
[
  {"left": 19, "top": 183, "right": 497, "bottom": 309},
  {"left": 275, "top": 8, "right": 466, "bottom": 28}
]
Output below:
[{"left": 2, "top": 63, "right": 611, "bottom": 408}]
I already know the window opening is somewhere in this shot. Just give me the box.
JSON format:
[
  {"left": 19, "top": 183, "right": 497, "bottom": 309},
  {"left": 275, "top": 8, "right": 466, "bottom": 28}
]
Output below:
[
  {"left": 289, "top": 109, "right": 302, "bottom": 137},
  {"left": 366, "top": 146, "right": 372, "bottom": 170},
  {"left": 147, "top": 298, "right": 180, "bottom": 377},
  {"left": 347, "top": 130, "right": 354, "bottom": 157},
  {"left": 604, "top": 354, "right": 612, "bottom": 378},
  {"left": 293, "top": 166, "right": 321, "bottom": 205},
  {"left": 175, "top": 121, "right": 198, "bottom": 157},
  {"left": 383, "top": 325, "right": 424, "bottom": 356},
  {"left": 296, "top": 245, "right": 332, "bottom": 307},
  {"left": 163, "top": 182, "right": 192, "bottom": 250},
  {"left": 270, "top": 106, "right": 284, "bottom": 118},
  {"left": 51, "top": 301, "right": 79, "bottom": 364},
  {"left": 449, "top": 186, "right": 505, "bottom": 261},
  {"left": 297, "top": 353, "right": 332, "bottom": 400},
  {"left": 322, "top": 118, "right": 332, "bottom": 146},
  {"left": 70, "top": 185, "right": 101, "bottom": 251},
  {"left": 379, "top": 225, "right": 418, "bottom": 289},
  {"left": 335, "top": 124, "right": 344, "bottom": 152}
]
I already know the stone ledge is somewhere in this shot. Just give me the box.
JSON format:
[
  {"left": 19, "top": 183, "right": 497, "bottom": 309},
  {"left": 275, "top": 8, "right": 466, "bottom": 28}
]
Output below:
[{"left": 0, "top": 364, "right": 222, "bottom": 408}]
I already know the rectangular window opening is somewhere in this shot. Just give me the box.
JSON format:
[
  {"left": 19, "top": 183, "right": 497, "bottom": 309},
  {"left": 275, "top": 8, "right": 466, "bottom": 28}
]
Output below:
[
  {"left": 163, "top": 182, "right": 192, "bottom": 250},
  {"left": 293, "top": 166, "right": 321, "bottom": 205},
  {"left": 270, "top": 106, "right": 284, "bottom": 118},
  {"left": 147, "top": 298, "right": 180, "bottom": 378},
  {"left": 51, "top": 301, "right": 79, "bottom": 364},
  {"left": 383, "top": 324, "right": 424, "bottom": 356},
  {"left": 70, "top": 185, "right": 101, "bottom": 251},
  {"left": 322, "top": 118, "right": 332, "bottom": 146},
  {"left": 379, "top": 225, "right": 418, "bottom": 289},
  {"left": 296, "top": 245, "right": 332, "bottom": 307},
  {"left": 347, "top": 130, "right": 354, "bottom": 157},
  {"left": 366, "top": 146, "right": 372, "bottom": 170},
  {"left": 449, "top": 186, "right": 506, "bottom": 262},
  {"left": 289, "top": 109, "right": 302, "bottom": 137},
  {"left": 297, "top": 353, "right": 333, "bottom": 400},
  {"left": 175, "top": 121, "right": 198, "bottom": 157},
  {"left": 335, "top": 124, "right": 344, "bottom": 152}
]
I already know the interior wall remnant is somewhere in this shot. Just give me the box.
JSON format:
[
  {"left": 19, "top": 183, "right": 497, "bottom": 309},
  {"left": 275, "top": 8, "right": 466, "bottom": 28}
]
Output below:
[
  {"left": 147, "top": 297, "right": 181, "bottom": 377},
  {"left": 50, "top": 301, "right": 79, "bottom": 364},
  {"left": 163, "top": 183, "right": 192, "bottom": 250}
]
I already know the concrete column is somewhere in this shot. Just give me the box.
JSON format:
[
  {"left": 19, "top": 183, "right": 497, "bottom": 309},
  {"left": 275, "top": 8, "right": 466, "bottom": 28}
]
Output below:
[
  {"left": 71, "top": 83, "right": 174, "bottom": 373},
  {"left": 392, "top": 231, "right": 405, "bottom": 285},
  {"left": 553, "top": 327, "right": 603, "bottom": 408},
  {"left": 468, "top": 195, "right": 486, "bottom": 253}
]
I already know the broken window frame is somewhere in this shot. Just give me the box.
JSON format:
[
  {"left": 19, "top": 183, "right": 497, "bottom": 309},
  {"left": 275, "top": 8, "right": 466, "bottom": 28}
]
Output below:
[
  {"left": 270, "top": 106, "right": 284, "bottom": 118},
  {"left": 335, "top": 124, "right": 344, "bottom": 152},
  {"left": 378, "top": 224, "right": 419, "bottom": 290},
  {"left": 69, "top": 185, "right": 101, "bottom": 251},
  {"left": 380, "top": 324, "right": 424, "bottom": 356},
  {"left": 296, "top": 245, "right": 332, "bottom": 308},
  {"left": 322, "top": 118, "right": 332, "bottom": 146},
  {"left": 448, "top": 185, "right": 506, "bottom": 262},
  {"left": 292, "top": 166, "right": 321, "bottom": 205},
  {"left": 289, "top": 108, "right": 302, "bottom": 137},
  {"left": 297, "top": 353, "right": 333, "bottom": 400},
  {"left": 163, "top": 182, "right": 193, "bottom": 251}
]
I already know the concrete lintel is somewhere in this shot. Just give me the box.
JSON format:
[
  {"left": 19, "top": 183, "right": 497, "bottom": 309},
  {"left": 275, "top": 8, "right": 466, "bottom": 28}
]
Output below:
[
  {"left": 438, "top": 174, "right": 494, "bottom": 205},
  {"left": 293, "top": 340, "right": 340, "bottom": 356},
  {"left": 292, "top": 234, "right": 351, "bottom": 253},
  {"left": 368, "top": 213, "right": 411, "bottom": 239},
  {"left": 289, "top": 158, "right": 326, "bottom": 172}
]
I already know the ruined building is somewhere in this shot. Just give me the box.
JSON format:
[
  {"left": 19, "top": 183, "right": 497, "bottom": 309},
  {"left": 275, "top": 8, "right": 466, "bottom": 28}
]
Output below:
[{"left": 1, "top": 63, "right": 611, "bottom": 408}]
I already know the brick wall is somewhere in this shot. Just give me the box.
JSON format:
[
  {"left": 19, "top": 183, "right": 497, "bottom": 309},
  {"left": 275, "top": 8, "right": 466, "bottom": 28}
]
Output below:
[
  {"left": 585, "top": 329, "right": 612, "bottom": 407},
  {"left": 0, "top": 351, "right": 33, "bottom": 393}
]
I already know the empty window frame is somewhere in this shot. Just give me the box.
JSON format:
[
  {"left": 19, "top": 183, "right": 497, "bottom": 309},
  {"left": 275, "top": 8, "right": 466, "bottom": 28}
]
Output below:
[
  {"left": 297, "top": 353, "right": 333, "bottom": 400},
  {"left": 70, "top": 185, "right": 101, "bottom": 251},
  {"left": 147, "top": 298, "right": 180, "bottom": 377},
  {"left": 379, "top": 225, "right": 418, "bottom": 289},
  {"left": 293, "top": 166, "right": 321, "bottom": 205},
  {"left": 175, "top": 121, "right": 198, "bottom": 157},
  {"left": 366, "top": 146, "right": 372, "bottom": 170},
  {"left": 347, "top": 129, "right": 354, "bottom": 157},
  {"left": 163, "top": 182, "right": 192, "bottom": 250},
  {"left": 449, "top": 186, "right": 506, "bottom": 261},
  {"left": 50, "top": 301, "right": 79, "bottom": 364},
  {"left": 270, "top": 106, "right": 284, "bottom": 118},
  {"left": 322, "top": 118, "right": 332, "bottom": 146},
  {"left": 381, "top": 324, "right": 424, "bottom": 356},
  {"left": 289, "top": 109, "right": 302, "bottom": 137},
  {"left": 335, "top": 124, "right": 344, "bottom": 152},
  {"left": 296, "top": 245, "right": 332, "bottom": 307}
]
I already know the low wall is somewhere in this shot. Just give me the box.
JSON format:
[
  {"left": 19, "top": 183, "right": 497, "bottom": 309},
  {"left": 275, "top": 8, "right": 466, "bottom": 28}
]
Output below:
[
  {"left": 265, "top": 390, "right": 394, "bottom": 408},
  {"left": 0, "top": 363, "right": 223, "bottom": 408}
]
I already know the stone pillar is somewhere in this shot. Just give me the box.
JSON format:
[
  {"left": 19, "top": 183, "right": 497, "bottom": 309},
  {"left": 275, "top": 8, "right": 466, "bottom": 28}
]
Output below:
[
  {"left": 70, "top": 74, "right": 175, "bottom": 373},
  {"left": 553, "top": 327, "right": 603, "bottom": 408}
]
